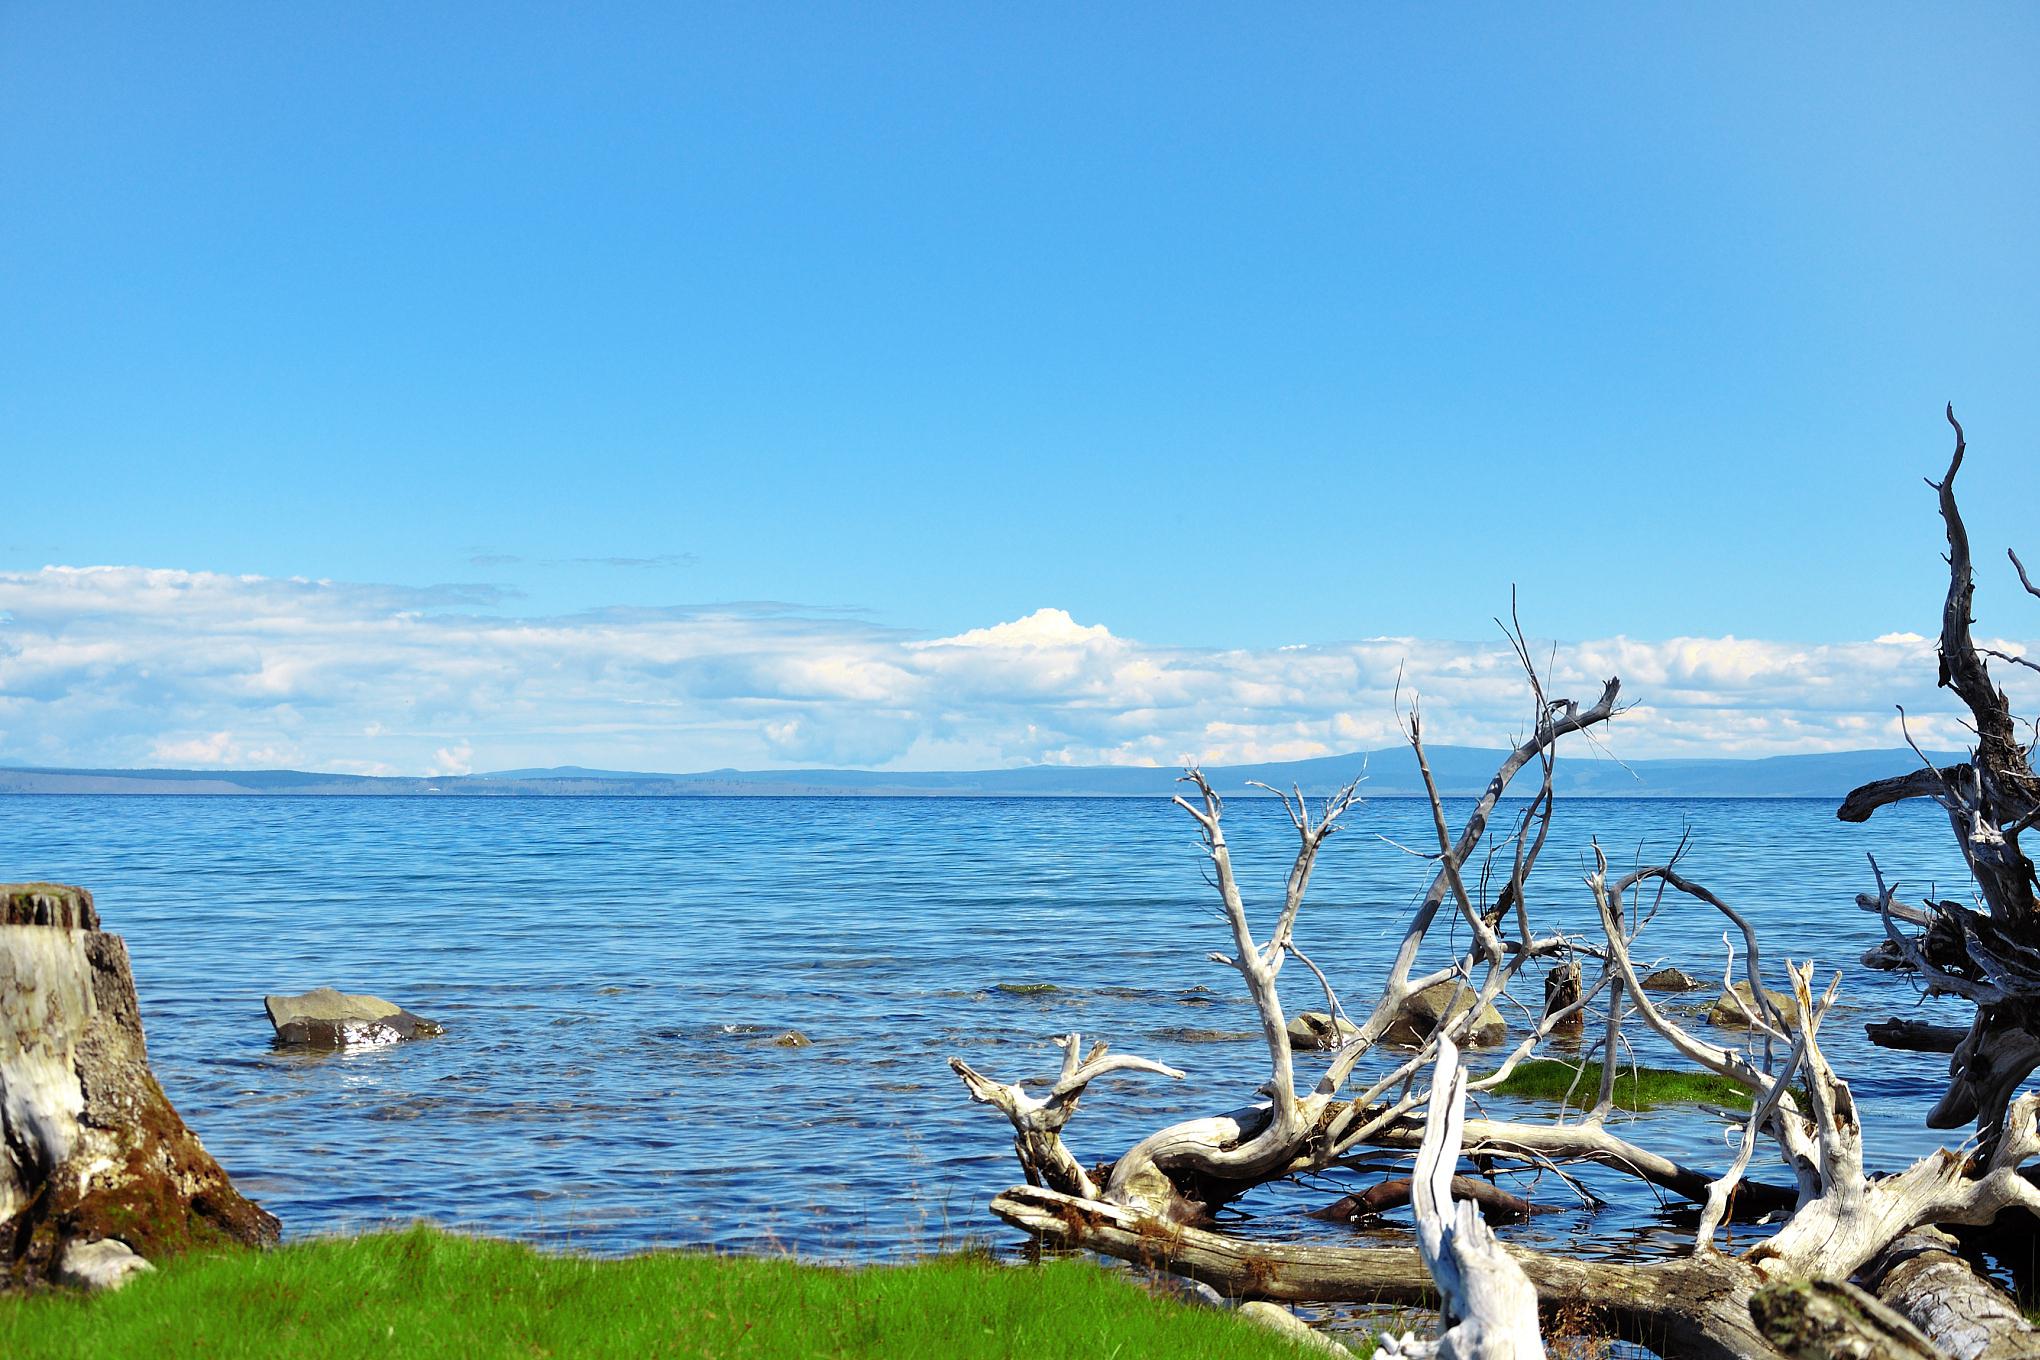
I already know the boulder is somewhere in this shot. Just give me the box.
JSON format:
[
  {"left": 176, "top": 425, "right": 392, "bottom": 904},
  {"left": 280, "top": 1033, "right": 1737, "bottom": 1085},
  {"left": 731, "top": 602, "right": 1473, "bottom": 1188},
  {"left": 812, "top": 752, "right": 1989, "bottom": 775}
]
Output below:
[
  {"left": 1641, "top": 966, "right": 1705, "bottom": 992},
  {"left": 1286, "top": 1011, "right": 1359, "bottom": 1050},
  {"left": 1, "top": 884, "right": 278, "bottom": 1284},
  {"left": 1381, "top": 981, "right": 1507, "bottom": 1049},
  {"left": 54, "top": 1238, "right": 153, "bottom": 1292},
  {"left": 264, "top": 987, "right": 444, "bottom": 1048},
  {"left": 1707, "top": 981, "right": 1800, "bottom": 1028}
]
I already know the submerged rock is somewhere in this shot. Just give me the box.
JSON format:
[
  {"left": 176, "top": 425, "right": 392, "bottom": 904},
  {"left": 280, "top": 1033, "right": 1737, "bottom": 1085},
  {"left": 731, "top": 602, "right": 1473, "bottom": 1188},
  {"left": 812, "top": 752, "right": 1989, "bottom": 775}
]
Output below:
[
  {"left": 771, "top": 1030, "right": 812, "bottom": 1048},
  {"left": 1707, "top": 981, "right": 1800, "bottom": 1028},
  {"left": 1381, "top": 981, "right": 1507, "bottom": 1049},
  {"left": 264, "top": 987, "right": 444, "bottom": 1048},
  {"left": 1157, "top": 1027, "right": 1259, "bottom": 1044},
  {"left": 1641, "top": 966, "right": 1705, "bottom": 992},
  {"left": 1286, "top": 1011, "right": 1359, "bottom": 1050},
  {"left": 2, "top": 883, "right": 278, "bottom": 1285}
]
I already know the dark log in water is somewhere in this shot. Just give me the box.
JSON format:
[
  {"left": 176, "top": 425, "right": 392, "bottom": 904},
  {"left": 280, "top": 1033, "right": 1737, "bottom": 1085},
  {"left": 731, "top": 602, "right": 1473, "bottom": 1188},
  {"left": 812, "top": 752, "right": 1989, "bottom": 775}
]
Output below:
[{"left": 1864, "top": 1019, "right": 1968, "bottom": 1053}]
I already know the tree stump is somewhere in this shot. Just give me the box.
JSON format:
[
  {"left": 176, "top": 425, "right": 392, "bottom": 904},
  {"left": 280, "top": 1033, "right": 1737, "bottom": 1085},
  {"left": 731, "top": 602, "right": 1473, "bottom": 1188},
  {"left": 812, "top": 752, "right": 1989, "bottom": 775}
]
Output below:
[{"left": 2, "top": 884, "right": 278, "bottom": 1285}]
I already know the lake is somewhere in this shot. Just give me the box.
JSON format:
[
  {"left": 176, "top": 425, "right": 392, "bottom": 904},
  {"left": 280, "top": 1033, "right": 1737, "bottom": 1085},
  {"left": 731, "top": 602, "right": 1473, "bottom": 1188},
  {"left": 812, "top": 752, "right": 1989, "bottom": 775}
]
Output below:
[{"left": 0, "top": 792, "right": 1982, "bottom": 1263}]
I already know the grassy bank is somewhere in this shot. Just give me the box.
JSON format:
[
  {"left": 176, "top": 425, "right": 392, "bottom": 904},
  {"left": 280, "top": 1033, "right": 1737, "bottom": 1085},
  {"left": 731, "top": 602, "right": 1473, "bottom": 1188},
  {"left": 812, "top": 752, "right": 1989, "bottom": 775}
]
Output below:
[{"left": 0, "top": 1226, "right": 1353, "bottom": 1359}]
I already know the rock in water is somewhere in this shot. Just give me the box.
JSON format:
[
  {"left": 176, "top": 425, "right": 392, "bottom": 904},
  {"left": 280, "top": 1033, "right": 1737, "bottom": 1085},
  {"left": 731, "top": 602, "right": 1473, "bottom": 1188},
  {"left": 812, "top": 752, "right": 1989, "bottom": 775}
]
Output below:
[
  {"left": 1707, "top": 981, "right": 1800, "bottom": 1028},
  {"left": 264, "top": 987, "right": 444, "bottom": 1048},
  {"left": 1641, "top": 966, "right": 1704, "bottom": 992},
  {"left": 1, "top": 883, "right": 279, "bottom": 1284},
  {"left": 1286, "top": 1011, "right": 1359, "bottom": 1050},
  {"left": 1380, "top": 981, "right": 1507, "bottom": 1049}
]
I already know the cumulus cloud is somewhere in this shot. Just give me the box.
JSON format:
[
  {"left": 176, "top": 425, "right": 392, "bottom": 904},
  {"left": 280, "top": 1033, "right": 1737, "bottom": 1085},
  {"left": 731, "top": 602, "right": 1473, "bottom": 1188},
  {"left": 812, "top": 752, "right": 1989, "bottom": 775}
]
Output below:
[{"left": 0, "top": 565, "right": 2033, "bottom": 774}]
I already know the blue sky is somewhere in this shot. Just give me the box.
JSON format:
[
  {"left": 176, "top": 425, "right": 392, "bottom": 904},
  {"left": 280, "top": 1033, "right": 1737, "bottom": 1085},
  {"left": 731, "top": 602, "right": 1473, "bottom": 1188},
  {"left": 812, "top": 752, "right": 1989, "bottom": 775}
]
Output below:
[{"left": 2, "top": 6, "right": 2037, "bottom": 773}]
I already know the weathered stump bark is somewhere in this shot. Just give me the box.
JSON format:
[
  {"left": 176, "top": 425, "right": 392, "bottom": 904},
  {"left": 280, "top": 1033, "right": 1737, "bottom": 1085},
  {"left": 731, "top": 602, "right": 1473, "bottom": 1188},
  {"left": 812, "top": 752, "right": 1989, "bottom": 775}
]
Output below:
[
  {"left": 1, "top": 884, "right": 278, "bottom": 1284},
  {"left": 1540, "top": 961, "right": 1584, "bottom": 1037}
]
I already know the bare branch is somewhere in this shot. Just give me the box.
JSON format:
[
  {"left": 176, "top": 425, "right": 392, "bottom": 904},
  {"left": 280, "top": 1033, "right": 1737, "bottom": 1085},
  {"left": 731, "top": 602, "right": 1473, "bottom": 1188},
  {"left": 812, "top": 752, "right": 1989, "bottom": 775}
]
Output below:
[{"left": 2013, "top": 547, "right": 2040, "bottom": 602}]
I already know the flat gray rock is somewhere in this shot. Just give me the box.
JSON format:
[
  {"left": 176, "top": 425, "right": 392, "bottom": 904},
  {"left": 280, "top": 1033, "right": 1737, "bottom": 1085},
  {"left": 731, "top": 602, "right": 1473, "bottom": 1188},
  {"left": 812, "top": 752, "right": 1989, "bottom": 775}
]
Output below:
[{"left": 264, "top": 987, "right": 443, "bottom": 1048}]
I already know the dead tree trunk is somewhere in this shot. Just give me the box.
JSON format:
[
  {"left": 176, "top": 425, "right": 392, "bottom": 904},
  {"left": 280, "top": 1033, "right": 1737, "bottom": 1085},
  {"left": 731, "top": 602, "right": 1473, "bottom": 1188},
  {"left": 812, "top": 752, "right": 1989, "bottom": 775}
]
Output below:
[
  {"left": 1840, "top": 406, "right": 2040, "bottom": 1148},
  {"left": 1, "top": 884, "right": 278, "bottom": 1285}
]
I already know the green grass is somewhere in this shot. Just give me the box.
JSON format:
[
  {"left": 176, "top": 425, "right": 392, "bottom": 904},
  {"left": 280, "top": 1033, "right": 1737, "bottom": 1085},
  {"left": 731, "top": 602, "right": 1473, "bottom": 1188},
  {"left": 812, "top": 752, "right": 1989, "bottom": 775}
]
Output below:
[
  {"left": 0, "top": 1226, "right": 1355, "bottom": 1359},
  {"left": 1488, "top": 1059, "right": 1756, "bottom": 1111}
]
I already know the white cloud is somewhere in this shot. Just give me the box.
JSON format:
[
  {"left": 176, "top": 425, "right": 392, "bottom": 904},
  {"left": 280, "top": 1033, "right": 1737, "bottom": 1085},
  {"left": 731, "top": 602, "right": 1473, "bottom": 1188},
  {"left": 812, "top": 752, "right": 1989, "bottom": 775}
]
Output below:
[
  {"left": 916, "top": 607, "right": 1115, "bottom": 651},
  {"left": 148, "top": 730, "right": 301, "bottom": 768},
  {"left": 0, "top": 564, "right": 2034, "bottom": 774}
]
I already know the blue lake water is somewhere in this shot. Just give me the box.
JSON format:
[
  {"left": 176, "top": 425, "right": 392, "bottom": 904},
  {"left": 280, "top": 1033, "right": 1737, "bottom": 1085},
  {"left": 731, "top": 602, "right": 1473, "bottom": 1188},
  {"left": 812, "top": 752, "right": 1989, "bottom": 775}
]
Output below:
[{"left": 0, "top": 793, "right": 1985, "bottom": 1263}]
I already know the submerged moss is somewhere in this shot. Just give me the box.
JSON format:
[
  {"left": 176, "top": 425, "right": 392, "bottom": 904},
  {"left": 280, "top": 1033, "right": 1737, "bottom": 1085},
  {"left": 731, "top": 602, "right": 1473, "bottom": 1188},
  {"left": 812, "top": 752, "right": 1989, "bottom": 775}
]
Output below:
[{"left": 1489, "top": 1059, "right": 1755, "bottom": 1111}]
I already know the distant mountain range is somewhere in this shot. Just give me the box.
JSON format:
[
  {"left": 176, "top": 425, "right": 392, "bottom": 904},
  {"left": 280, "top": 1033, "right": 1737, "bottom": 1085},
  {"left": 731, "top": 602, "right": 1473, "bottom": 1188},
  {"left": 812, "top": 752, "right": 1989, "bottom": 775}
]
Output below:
[{"left": 0, "top": 746, "right": 1962, "bottom": 800}]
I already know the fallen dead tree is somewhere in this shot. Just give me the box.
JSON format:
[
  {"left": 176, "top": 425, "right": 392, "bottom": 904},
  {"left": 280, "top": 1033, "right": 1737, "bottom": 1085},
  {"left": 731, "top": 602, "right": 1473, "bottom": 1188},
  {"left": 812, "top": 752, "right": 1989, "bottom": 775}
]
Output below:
[{"left": 950, "top": 416, "right": 2040, "bottom": 1358}]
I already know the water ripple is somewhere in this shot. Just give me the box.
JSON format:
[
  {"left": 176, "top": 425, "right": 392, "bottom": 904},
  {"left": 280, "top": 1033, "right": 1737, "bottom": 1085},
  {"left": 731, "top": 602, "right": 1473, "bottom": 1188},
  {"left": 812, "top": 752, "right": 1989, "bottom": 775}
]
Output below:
[{"left": 0, "top": 793, "right": 1977, "bottom": 1259}]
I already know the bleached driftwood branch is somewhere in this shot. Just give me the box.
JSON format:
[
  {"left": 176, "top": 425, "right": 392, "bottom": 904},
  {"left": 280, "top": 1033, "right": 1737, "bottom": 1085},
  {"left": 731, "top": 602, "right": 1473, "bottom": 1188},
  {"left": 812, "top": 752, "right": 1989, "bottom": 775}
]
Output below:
[{"left": 1379, "top": 1034, "right": 1545, "bottom": 1359}]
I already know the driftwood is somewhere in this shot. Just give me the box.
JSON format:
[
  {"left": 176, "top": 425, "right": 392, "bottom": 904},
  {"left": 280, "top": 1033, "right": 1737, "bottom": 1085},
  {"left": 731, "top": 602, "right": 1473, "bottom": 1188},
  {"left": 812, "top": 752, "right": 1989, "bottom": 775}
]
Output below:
[
  {"left": 954, "top": 624, "right": 1623, "bottom": 1225},
  {"left": 1748, "top": 1280, "right": 1940, "bottom": 1360},
  {"left": 991, "top": 1184, "right": 1767, "bottom": 1360},
  {"left": 1865, "top": 1228, "right": 2040, "bottom": 1360},
  {"left": 1377, "top": 1037, "right": 1545, "bottom": 1358},
  {"left": 952, "top": 418, "right": 2040, "bottom": 1360},
  {"left": 1308, "top": 1175, "right": 1532, "bottom": 1226},
  {"left": 1865, "top": 1019, "right": 1969, "bottom": 1053}
]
